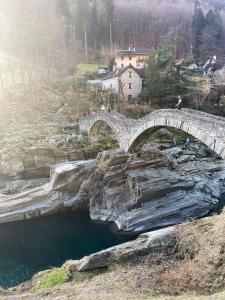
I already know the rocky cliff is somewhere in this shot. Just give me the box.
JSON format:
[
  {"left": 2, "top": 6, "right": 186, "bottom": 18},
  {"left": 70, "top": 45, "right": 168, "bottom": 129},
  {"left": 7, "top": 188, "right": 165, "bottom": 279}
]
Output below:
[{"left": 0, "top": 142, "right": 224, "bottom": 234}]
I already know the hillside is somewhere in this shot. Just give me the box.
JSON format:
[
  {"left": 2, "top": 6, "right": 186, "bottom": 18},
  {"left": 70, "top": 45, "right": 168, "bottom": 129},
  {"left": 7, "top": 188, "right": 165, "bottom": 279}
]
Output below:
[{"left": 1, "top": 0, "right": 225, "bottom": 80}]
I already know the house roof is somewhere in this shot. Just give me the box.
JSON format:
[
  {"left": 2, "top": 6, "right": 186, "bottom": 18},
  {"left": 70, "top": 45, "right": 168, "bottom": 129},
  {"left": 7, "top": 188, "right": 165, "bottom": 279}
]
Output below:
[
  {"left": 136, "top": 68, "right": 145, "bottom": 77},
  {"left": 98, "top": 66, "right": 109, "bottom": 70},
  {"left": 87, "top": 80, "right": 102, "bottom": 86},
  {"left": 102, "top": 65, "right": 144, "bottom": 81},
  {"left": 116, "top": 48, "right": 152, "bottom": 56}
]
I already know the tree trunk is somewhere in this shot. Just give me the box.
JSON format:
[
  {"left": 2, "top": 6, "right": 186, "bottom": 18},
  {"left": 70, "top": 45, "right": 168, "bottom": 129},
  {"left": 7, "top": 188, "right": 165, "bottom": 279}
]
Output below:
[
  {"left": 110, "top": 23, "right": 113, "bottom": 55},
  {"left": 84, "top": 25, "right": 88, "bottom": 61},
  {"left": 0, "top": 72, "right": 4, "bottom": 99}
]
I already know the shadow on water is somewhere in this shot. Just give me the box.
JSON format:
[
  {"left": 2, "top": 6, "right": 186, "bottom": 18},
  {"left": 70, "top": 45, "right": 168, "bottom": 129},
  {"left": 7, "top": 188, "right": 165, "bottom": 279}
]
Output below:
[{"left": 0, "top": 211, "right": 130, "bottom": 288}]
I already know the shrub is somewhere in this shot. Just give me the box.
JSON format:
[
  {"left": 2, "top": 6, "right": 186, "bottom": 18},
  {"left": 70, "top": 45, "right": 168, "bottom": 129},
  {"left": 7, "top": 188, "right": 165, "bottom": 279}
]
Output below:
[
  {"left": 31, "top": 268, "right": 70, "bottom": 292},
  {"left": 68, "top": 66, "right": 77, "bottom": 76}
]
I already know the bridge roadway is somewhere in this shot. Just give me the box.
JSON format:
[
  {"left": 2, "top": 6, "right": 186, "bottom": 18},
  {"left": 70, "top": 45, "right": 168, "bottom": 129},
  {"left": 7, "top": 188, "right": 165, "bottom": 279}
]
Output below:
[{"left": 79, "top": 109, "right": 225, "bottom": 159}]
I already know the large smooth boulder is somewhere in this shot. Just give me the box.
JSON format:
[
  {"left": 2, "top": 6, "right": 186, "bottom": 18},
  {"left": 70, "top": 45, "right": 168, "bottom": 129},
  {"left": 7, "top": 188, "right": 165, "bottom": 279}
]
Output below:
[
  {"left": 0, "top": 160, "right": 97, "bottom": 224},
  {"left": 163, "top": 147, "right": 183, "bottom": 158},
  {"left": 64, "top": 227, "right": 175, "bottom": 272}
]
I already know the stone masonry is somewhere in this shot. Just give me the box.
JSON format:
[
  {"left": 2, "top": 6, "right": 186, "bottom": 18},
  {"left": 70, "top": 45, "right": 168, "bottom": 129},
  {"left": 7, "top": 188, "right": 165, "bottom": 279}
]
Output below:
[{"left": 79, "top": 109, "right": 225, "bottom": 159}]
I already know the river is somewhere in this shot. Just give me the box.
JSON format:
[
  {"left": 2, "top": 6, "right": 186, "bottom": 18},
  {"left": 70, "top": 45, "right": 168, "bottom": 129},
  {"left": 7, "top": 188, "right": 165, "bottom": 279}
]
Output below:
[{"left": 0, "top": 211, "right": 129, "bottom": 288}]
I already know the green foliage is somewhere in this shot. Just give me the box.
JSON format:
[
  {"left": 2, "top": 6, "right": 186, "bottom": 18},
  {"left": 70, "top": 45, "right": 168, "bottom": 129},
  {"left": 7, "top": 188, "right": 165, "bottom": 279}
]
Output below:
[
  {"left": 125, "top": 108, "right": 150, "bottom": 119},
  {"left": 84, "top": 72, "right": 97, "bottom": 81},
  {"left": 107, "top": 56, "right": 115, "bottom": 71},
  {"left": 144, "top": 32, "right": 196, "bottom": 107},
  {"left": 31, "top": 268, "right": 70, "bottom": 292},
  {"left": 192, "top": 5, "right": 225, "bottom": 63},
  {"left": 89, "top": 0, "right": 100, "bottom": 49},
  {"left": 192, "top": 4, "right": 205, "bottom": 62},
  {"left": 199, "top": 102, "right": 225, "bottom": 117},
  {"left": 98, "top": 136, "right": 118, "bottom": 150},
  {"left": 75, "top": 0, "right": 90, "bottom": 40},
  {"left": 68, "top": 66, "right": 77, "bottom": 76},
  {"left": 104, "top": 0, "right": 115, "bottom": 25},
  {"left": 82, "top": 145, "right": 100, "bottom": 159},
  {"left": 76, "top": 64, "right": 101, "bottom": 76}
]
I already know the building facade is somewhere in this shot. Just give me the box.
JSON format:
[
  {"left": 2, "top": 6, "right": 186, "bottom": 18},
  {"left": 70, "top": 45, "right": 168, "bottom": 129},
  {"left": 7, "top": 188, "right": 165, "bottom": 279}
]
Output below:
[
  {"left": 102, "top": 65, "right": 143, "bottom": 100},
  {"left": 113, "top": 48, "right": 151, "bottom": 71}
]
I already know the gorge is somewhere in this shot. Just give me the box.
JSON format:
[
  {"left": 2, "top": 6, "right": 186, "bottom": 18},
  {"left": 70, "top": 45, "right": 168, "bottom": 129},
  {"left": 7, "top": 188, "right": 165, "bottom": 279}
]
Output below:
[{"left": 1, "top": 111, "right": 225, "bottom": 291}]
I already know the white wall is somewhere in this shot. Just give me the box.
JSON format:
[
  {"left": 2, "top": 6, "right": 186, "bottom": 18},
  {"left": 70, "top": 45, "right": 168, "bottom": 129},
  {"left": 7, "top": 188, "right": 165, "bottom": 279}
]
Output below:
[
  {"left": 120, "top": 67, "right": 142, "bottom": 99},
  {"left": 102, "top": 77, "right": 119, "bottom": 92}
]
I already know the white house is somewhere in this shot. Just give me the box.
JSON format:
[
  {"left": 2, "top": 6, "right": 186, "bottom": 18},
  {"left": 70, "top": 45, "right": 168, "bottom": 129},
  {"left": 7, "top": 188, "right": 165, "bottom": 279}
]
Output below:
[{"left": 102, "top": 65, "right": 143, "bottom": 101}]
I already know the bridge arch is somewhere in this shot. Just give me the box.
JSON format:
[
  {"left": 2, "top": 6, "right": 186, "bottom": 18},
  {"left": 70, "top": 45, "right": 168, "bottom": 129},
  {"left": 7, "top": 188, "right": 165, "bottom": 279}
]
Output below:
[
  {"left": 89, "top": 119, "right": 117, "bottom": 137},
  {"left": 128, "top": 126, "right": 167, "bottom": 153},
  {"left": 79, "top": 109, "right": 225, "bottom": 160},
  {"left": 127, "top": 110, "right": 225, "bottom": 158}
]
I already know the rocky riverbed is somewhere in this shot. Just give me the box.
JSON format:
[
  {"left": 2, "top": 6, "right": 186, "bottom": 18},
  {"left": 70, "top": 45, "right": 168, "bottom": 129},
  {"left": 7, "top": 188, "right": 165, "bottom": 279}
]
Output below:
[
  {"left": 0, "top": 140, "right": 224, "bottom": 234},
  {"left": 0, "top": 89, "right": 116, "bottom": 194}
]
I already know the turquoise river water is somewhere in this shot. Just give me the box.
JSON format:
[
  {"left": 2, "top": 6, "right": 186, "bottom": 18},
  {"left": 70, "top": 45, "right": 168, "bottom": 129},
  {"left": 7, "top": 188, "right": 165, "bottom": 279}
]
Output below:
[{"left": 0, "top": 211, "right": 129, "bottom": 288}]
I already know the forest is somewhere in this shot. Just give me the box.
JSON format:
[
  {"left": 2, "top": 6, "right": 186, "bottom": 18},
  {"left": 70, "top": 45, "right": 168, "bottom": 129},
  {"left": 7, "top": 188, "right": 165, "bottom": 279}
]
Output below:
[{"left": 0, "top": 0, "right": 225, "bottom": 87}]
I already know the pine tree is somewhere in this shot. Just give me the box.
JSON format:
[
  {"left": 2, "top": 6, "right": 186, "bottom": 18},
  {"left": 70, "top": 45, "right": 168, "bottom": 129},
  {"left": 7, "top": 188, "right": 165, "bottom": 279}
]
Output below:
[
  {"left": 75, "top": 0, "right": 90, "bottom": 59},
  {"left": 55, "top": 0, "right": 72, "bottom": 58},
  {"left": 56, "top": 0, "right": 71, "bottom": 19},
  {"left": 200, "top": 9, "right": 225, "bottom": 62},
  {"left": 104, "top": 0, "right": 114, "bottom": 51},
  {"left": 191, "top": 2, "right": 205, "bottom": 62},
  {"left": 88, "top": 1, "right": 99, "bottom": 50},
  {"left": 144, "top": 32, "right": 196, "bottom": 107},
  {"left": 104, "top": 0, "right": 114, "bottom": 25}
]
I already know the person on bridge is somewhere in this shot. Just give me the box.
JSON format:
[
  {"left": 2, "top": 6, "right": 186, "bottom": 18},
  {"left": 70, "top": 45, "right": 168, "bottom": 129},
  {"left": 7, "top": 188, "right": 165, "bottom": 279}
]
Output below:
[
  {"left": 101, "top": 104, "right": 106, "bottom": 112},
  {"left": 175, "top": 96, "right": 183, "bottom": 110}
]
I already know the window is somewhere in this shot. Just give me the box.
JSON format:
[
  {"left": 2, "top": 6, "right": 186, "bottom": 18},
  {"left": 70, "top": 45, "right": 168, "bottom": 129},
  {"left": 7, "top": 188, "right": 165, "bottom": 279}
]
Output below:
[
  {"left": 128, "top": 95, "right": 133, "bottom": 101},
  {"left": 128, "top": 83, "right": 132, "bottom": 89},
  {"left": 121, "top": 56, "right": 124, "bottom": 60},
  {"left": 121, "top": 64, "right": 124, "bottom": 68},
  {"left": 129, "top": 71, "right": 132, "bottom": 78},
  {"left": 129, "top": 56, "right": 132, "bottom": 61}
]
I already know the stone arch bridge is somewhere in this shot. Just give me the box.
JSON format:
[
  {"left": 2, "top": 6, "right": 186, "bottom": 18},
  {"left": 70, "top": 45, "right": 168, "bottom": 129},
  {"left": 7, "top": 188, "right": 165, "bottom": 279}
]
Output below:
[{"left": 79, "top": 109, "right": 225, "bottom": 159}]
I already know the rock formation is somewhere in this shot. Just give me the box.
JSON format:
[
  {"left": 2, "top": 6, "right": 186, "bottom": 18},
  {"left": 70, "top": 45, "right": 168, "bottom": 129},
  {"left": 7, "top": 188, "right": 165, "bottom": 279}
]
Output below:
[
  {"left": 64, "top": 227, "right": 175, "bottom": 272},
  {"left": 0, "top": 143, "right": 224, "bottom": 234}
]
